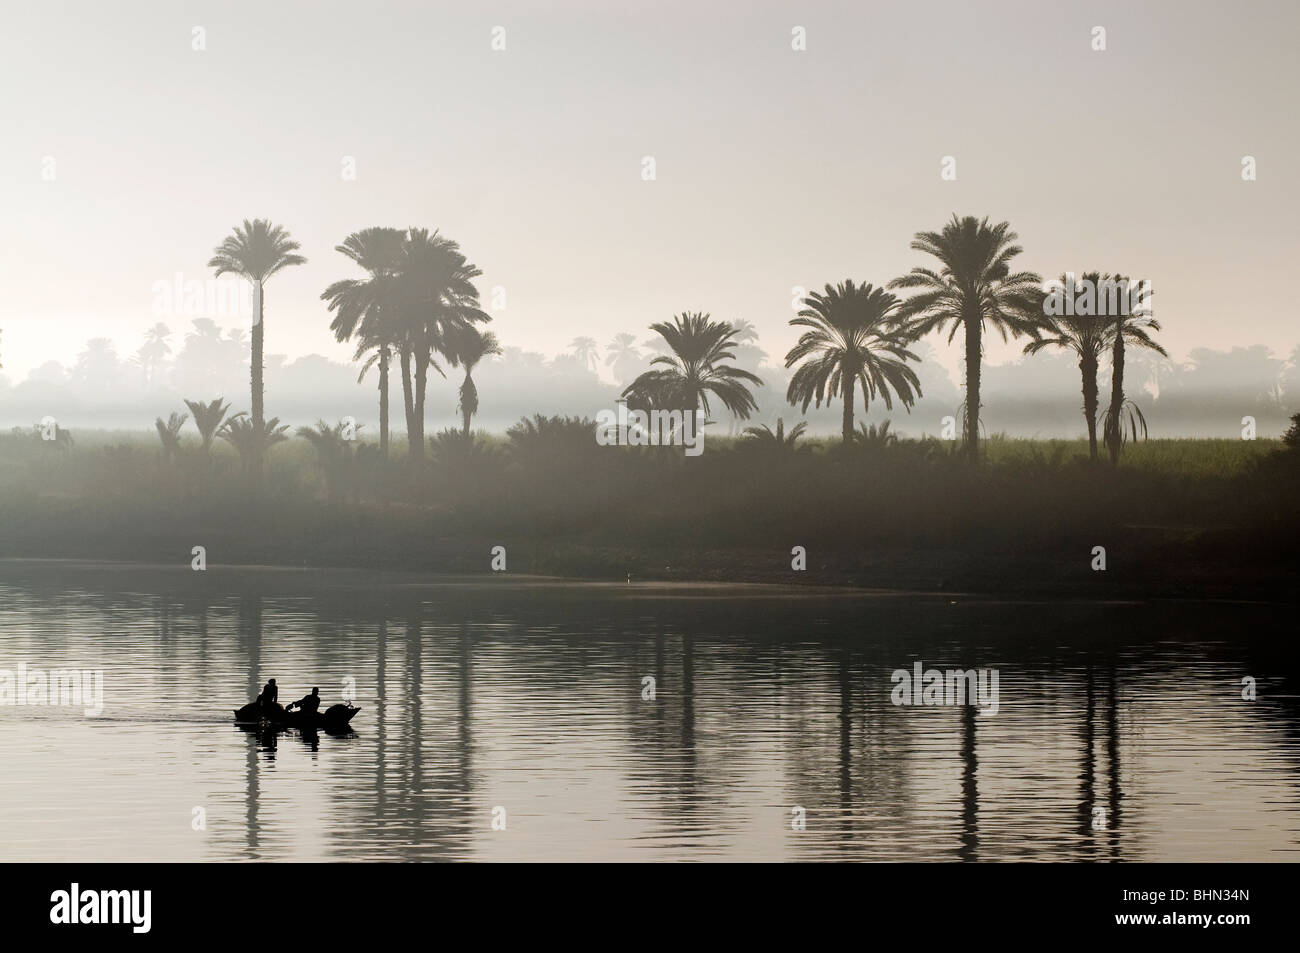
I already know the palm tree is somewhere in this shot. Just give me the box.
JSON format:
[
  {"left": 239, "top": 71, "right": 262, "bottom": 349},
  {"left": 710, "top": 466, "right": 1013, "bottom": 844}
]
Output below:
[
  {"left": 622, "top": 314, "right": 762, "bottom": 433},
  {"left": 154, "top": 411, "right": 188, "bottom": 463},
  {"left": 430, "top": 426, "right": 493, "bottom": 464},
  {"left": 1025, "top": 274, "right": 1112, "bottom": 461},
  {"left": 856, "top": 419, "right": 899, "bottom": 447},
  {"left": 506, "top": 414, "right": 599, "bottom": 467},
  {"left": 890, "top": 215, "right": 1042, "bottom": 458},
  {"left": 639, "top": 335, "right": 672, "bottom": 360},
  {"left": 207, "top": 219, "right": 306, "bottom": 476},
  {"left": 784, "top": 281, "right": 922, "bottom": 444},
  {"left": 1283, "top": 412, "right": 1300, "bottom": 451},
  {"left": 568, "top": 336, "right": 600, "bottom": 373},
  {"left": 605, "top": 333, "right": 643, "bottom": 385},
  {"left": 184, "top": 398, "right": 237, "bottom": 456},
  {"left": 391, "top": 228, "right": 489, "bottom": 460},
  {"left": 450, "top": 327, "right": 502, "bottom": 438},
  {"left": 140, "top": 323, "right": 172, "bottom": 388},
  {"left": 321, "top": 227, "right": 405, "bottom": 458},
  {"left": 297, "top": 419, "right": 362, "bottom": 501},
  {"left": 73, "top": 338, "right": 122, "bottom": 393},
  {"left": 218, "top": 415, "right": 289, "bottom": 474},
  {"left": 1101, "top": 278, "right": 1166, "bottom": 464},
  {"left": 730, "top": 319, "right": 760, "bottom": 345},
  {"left": 742, "top": 417, "right": 807, "bottom": 451}
]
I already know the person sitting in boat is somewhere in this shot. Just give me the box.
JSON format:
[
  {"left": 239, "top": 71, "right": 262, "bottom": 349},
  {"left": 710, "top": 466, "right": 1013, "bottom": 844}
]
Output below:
[
  {"left": 287, "top": 687, "right": 320, "bottom": 715},
  {"left": 258, "top": 678, "right": 278, "bottom": 710}
]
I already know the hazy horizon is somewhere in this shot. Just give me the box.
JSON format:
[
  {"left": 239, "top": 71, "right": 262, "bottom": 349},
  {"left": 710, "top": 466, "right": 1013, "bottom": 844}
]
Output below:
[{"left": 3, "top": 0, "right": 1297, "bottom": 393}]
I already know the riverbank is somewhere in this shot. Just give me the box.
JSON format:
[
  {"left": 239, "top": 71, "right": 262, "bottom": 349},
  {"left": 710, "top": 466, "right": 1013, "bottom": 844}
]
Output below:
[
  {"left": 2, "top": 431, "right": 1297, "bottom": 601},
  {"left": 1, "top": 511, "right": 1295, "bottom": 602}
]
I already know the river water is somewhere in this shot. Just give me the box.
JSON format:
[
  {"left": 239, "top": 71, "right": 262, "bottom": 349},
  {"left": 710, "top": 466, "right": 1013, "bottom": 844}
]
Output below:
[{"left": 0, "top": 560, "right": 1296, "bottom": 861}]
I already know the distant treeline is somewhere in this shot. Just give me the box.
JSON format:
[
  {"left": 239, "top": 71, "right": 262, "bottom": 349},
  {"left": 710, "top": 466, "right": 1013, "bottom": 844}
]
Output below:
[
  {"left": 1, "top": 321, "right": 1295, "bottom": 438},
  {"left": 4, "top": 214, "right": 1297, "bottom": 445}
]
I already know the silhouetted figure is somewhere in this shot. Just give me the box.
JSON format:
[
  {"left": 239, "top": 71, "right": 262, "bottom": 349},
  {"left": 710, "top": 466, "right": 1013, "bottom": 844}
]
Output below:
[
  {"left": 288, "top": 687, "right": 320, "bottom": 715},
  {"left": 258, "top": 678, "right": 278, "bottom": 710}
]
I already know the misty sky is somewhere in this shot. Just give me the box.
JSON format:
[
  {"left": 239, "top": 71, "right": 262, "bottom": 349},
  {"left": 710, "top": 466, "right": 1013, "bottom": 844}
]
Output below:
[{"left": 2, "top": 0, "right": 1296, "bottom": 385}]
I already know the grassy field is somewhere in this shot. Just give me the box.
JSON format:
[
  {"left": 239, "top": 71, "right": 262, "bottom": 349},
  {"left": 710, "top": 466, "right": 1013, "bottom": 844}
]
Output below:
[{"left": 2, "top": 424, "right": 1296, "bottom": 598}]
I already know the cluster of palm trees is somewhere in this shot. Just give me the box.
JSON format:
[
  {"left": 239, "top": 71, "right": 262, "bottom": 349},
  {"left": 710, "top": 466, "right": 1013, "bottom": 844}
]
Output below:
[
  {"left": 199, "top": 219, "right": 497, "bottom": 476},
  {"left": 153, "top": 397, "right": 271, "bottom": 471},
  {"left": 193, "top": 213, "right": 1164, "bottom": 481},
  {"left": 622, "top": 215, "right": 1165, "bottom": 463},
  {"left": 320, "top": 226, "right": 493, "bottom": 458},
  {"left": 1028, "top": 272, "right": 1166, "bottom": 463}
]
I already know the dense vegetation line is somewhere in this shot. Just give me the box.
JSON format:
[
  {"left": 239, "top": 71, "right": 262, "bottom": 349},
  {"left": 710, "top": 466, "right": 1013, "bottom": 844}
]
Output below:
[{"left": 7, "top": 211, "right": 1300, "bottom": 503}]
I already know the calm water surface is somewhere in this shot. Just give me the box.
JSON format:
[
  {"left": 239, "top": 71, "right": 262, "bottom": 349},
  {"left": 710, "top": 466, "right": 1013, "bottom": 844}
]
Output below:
[{"left": 1, "top": 560, "right": 1297, "bottom": 862}]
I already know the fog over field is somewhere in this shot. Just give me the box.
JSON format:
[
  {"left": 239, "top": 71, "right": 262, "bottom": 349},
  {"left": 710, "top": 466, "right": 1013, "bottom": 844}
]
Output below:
[{"left": 2, "top": 323, "right": 1294, "bottom": 439}]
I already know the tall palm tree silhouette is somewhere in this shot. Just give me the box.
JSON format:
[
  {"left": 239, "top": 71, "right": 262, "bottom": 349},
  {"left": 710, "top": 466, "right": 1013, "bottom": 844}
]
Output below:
[
  {"left": 451, "top": 327, "right": 502, "bottom": 438},
  {"left": 1025, "top": 274, "right": 1112, "bottom": 461},
  {"left": 140, "top": 322, "right": 172, "bottom": 388},
  {"left": 622, "top": 313, "right": 762, "bottom": 433},
  {"left": 392, "top": 228, "right": 489, "bottom": 460},
  {"left": 1101, "top": 278, "right": 1166, "bottom": 464},
  {"left": 785, "top": 281, "right": 922, "bottom": 444},
  {"left": 605, "top": 333, "right": 643, "bottom": 385},
  {"left": 890, "top": 215, "right": 1041, "bottom": 458},
  {"left": 568, "top": 336, "right": 600, "bottom": 373},
  {"left": 207, "top": 219, "right": 306, "bottom": 477},
  {"left": 322, "top": 227, "right": 405, "bottom": 458},
  {"left": 729, "top": 319, "right": 760, "bottom": 345},
  {"left": 73, "top": 338, "right": 121, "bottom": 393}
]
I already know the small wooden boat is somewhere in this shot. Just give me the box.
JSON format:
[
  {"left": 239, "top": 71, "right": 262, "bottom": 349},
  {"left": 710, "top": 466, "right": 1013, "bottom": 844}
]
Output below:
[{"left": 233, "top": 701, "right": 361, "bottom": 732}]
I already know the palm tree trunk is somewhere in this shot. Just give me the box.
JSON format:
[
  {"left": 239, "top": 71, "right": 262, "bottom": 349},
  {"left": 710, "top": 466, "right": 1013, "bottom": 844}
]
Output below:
[
  {"left": 1106, "top": 333, "right": 1125, "bottom": 465},
  {"left": 413, "top": 348, "right": 428, "bottom": 460},
  {"left": 461, "top": 372, "right": 473, "bottom": 438},
  {"left": 399, "top": 345, "right": 415, "bottom": 457},
  {"left": 841, "top": 373, "right": 856, "bottom": 443},
  {"left": 251, "top": 279, "right": 264, "bottom": 477},
  {"left": 378, "top": 345, "right": 390, "bottom": 459},
  {"left": 964, "top": 313, "right": 982, "bottom": 458},
  {"left": 1081, "top": 354, "right": 1099, "bottom": 462}
]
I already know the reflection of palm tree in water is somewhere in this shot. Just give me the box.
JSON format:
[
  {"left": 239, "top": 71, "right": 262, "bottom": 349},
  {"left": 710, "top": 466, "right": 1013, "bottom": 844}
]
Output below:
[
  {"left": 1077, "top": 663, "right": 1124, "bottom": 859},
  {"left": 958, "top": 703, "right": 978, "bottom": 861},
  {"left": 653, "top": 629, "right": 666, "bottom": 733},
  {"left": 404, "top": 615, "right": 424, "bottom": 839},
  {"left": 673, "top": 633, "right": 704, "bottom": 838},
  {"left": 456, "top": 621, "right": 474, "bottom": 795},
  {"left": 837, "top": 653, "right": 854, "bottom": 851},
  {"left": 239, "top": 592, "right": 264, "bottom": 858},
  {"left": 330, "top": 616, "right": 480, "bottom": 850},
  {"left": 374, "top": 618, "right": 388, "bottom": 817},
  {"left": 1077, "top": 664, "right": 1098, "bottom": 855},
  {"left": 681, "top": 634, "right": 695, "bottom": 751},
  {"left": 621, "top": 625, "right": 702, "bottom": 847},
  {"left": 1105, "top": 669, "right": 1123, "bottom": 858},
  {"left": 374, "top": 608, "right": 477, "bottom": 858}
]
